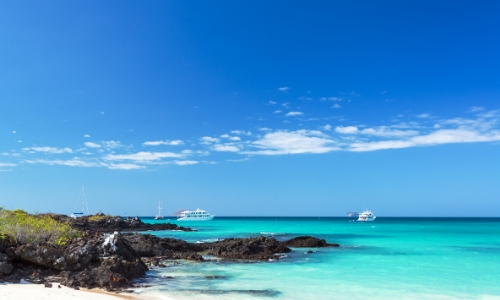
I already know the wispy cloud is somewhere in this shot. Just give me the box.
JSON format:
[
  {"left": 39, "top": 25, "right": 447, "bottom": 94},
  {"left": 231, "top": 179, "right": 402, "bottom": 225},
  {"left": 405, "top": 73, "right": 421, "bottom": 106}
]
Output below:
[
  {"left": 84, "top": 142, "right": 101, "bottom": 148},
  {"left": 273, "top": 110, "right": 282, "bottom": 114},
  {"left": 220, "top": 134, "right": 241, "bottom": 141},
  {"left": 84, "top": 134, "right": 90, "bottom": 138},
  {"left": 332, "top": 104, "right": 341, "bottom": 109},
  {"left": 230, "top": 130, "right": 252, "bottom": 136},
  {"left": 22, "top": 147, "right": 73, "bottom": 154},
  {"left": 242, "top": 130, "right": 338, "bottom": 155},
  {"left": 212, "top": 144, "right": 240, "bottom": 152},
  {"left": 227, "top": 158, "right": 249, "bottom": 162},
  {"left": 25, "top": 158, "right": 100, "bottom": 168},
  {"left": 106, "top": 163, "right": 145, "bottom": 170},
  {"left": 101, "top": 141, "right": 122, "bottom": 149},
  {"left": 200, "top": 136, "right": 219, "bottom": 144},
  {"left": 174, "top": 160, "right": 199, "bottom": 166},
  {"left": 0, "top": 163, "right": 16, "bottom": 167},
  {"left": 468, "top": 106, "right": 484, "bottom": 113},
  {"left": 143, "top": 140, "right": 184, "bottom": 146},
  {"left": 268, "top": 101, "right": 277, "bottom": 105},
  {"left": 278, "top": 87, "right": 289, "bottom": 92},
  {"left": 349, "top": 129, "right": 500, "bottom": 152},
  {"left": 103, "top": 151, "right": 184, "bottom": 162},
  {"left": 285, "top": 111, "right": 303, "bottom": 117},
  {"left": 335, "top": 126, "right": 359, "bottom": 134},
  {"left": 416, "top": 113, "right": 432, "bottom": 118}
]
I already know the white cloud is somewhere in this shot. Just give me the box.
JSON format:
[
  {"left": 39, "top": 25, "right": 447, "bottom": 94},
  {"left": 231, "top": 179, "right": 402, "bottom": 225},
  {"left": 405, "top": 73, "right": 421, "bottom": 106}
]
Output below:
[
  {"left": 227, "top": 158, "right": 249, "bottom": 162},
  {"left": 322, "top": 125, "right": 332, "bottom": 131},
  {"left": 103, "top": 151, "right": 184, "bottom": 162},
  {"left": 278, "top": 87, "right": 289, "bottom": 92},
  {"left": 25, "top": 158, "right": 100, "bottom": 168},
  {"left": 84, "top": 142, "right": 101, "bottom": 148},
  {"left": 18, "top": 140, "right": 22, "bottom": 143},
  {"left": 100, "top": 111, "right": 105, "bottom": 115},
  {"left": 349, "top": 129, "right": 500, "bottom": 152},
  {"left": 332, "top": 104, "right": 342, "bottom": 109},
  {"left": 102, "top": 141, "right": 122, "bottom": 149},
  {"left": 143, "top": 140, "right": 184, "bottom": 146},
  {"left": 359, "top": 127, "right": 419, "bottom": 137},
  {"left": 416, "top": 113, "right": 432, "bottom": 118},
  {"left": 174, "top": 160, "right": 199, "bottom": 166},
  {"left": 259, "top": 127, "right": 272, "bottom": 131},
  {"left": 335, "top": 126, "right": 359, "bottom": 134},
  {"left": 22, "top": 146, "right": 73, "bottom": 154},
  {"left": 106, "top": 163, "right": 145, "bottom": 170},
  {"left": 468, "top": 106, "right": 484, "bottom": 113},
  {"left": 12, "top": 131, "right": 16, "bottom": 134},
  {"left": 84, "top": 134, "right": 90, "bottom": 138},
  {"left": 329, "top": 97, "right": 342, "bottom": 101},
  {"left": 273, "top": 110, "right": 282, "bottom": 114},
  {"left": 268, "top": 101, "right": 277, "bottom": 105},
  {"left": 200, "top": 136, "right": 219, "bottom": 144},
  {"left": 212, "top": 144, "right": 240, "bottom": 152},
  {"left": 231, "top": 130, "right": 252, "bottom": 136},
  {"left": 285, "top": 111, "right": 303, "bottom": 117},
  {"left": 220, "top": 134, "right": 240, "bottom": 141},
  {"left": 0, "top": 163, "right": 16, "bottom": 167},
  {"left": 242, "top": 130, "right": 339, "bottom": 155}
]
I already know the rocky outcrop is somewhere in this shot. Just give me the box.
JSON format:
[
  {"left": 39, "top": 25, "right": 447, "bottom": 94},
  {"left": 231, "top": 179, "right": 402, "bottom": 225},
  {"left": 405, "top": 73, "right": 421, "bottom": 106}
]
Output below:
[
  {"left": 43, "top": 214, "right": 194, "bottom": 233},
  {"left": 282, "top": 236, "right": 339, "bottom": 248},
  {"left": 204, "top": 236, "right": 291, "bottom": 260},
  {"left": 0, "top": 231, "right": 147, "bottom": 291},
  {"left": 122, "top": 233, "right": 204, "bottom": 261}
]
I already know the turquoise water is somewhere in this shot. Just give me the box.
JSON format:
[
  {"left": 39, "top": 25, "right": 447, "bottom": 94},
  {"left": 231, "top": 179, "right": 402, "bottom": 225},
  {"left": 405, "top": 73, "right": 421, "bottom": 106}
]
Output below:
[{"left": 133, "top": 217, "right": 500, "bottom": 300}]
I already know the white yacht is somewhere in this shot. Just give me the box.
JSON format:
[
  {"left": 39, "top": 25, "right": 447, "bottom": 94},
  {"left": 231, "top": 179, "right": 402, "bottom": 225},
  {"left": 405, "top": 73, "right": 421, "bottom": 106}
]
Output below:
[
  {"left": 71, "top": 186, "right": 90, "bottom": 219},
  {"left": 155, "top": 200, "right": 164, "bottom": 220},
  {"left": 357, "top": 210, "right": 376, "bottom": 222},
  {"left": 177, "top": 209, "right": 214, "bottom": 221}
]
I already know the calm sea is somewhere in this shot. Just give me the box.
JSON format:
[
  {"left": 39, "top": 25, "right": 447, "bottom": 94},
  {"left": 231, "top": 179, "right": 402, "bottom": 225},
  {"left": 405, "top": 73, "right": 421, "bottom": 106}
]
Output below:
[{"left": 132, "top": 217, "right": 500, "bottom": 300}]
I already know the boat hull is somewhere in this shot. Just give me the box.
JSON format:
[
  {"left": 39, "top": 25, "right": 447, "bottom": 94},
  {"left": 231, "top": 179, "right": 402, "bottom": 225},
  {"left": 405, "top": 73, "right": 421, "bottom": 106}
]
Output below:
[{"left": 178, "top": 215, "right": 214, "bottom": 221}]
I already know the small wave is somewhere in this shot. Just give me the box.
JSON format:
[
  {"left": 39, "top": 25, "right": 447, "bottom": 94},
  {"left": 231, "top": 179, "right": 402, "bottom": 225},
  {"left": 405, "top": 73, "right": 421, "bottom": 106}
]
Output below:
[
  {"left": 196, "top": 238, "right": 220, "bottom": 243},
  {"left": 260, "top": 232, "right": 285, "bottom": 236}
]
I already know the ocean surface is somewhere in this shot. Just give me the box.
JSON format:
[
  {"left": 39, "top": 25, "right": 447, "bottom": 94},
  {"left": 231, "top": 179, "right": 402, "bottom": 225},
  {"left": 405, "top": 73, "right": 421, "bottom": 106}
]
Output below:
[{"left": 132, "top": 217, "right": 500, "bottom": 300}]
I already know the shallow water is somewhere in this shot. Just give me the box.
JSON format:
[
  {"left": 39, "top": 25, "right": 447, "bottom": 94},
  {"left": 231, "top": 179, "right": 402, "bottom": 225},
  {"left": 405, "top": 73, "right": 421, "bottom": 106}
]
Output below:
[{"left": 133, "top": 217, "right": 500, "bottom": 299}]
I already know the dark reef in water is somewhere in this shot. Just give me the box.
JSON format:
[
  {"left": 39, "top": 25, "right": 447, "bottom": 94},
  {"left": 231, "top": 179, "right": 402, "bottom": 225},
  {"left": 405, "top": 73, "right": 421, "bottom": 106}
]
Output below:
[{"left": 43, "top": 213, "right": 195, "bottom": 232}]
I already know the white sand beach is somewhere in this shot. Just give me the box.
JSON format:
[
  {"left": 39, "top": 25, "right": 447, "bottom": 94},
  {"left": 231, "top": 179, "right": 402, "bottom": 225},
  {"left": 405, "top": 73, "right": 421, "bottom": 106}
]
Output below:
[{"left": 0, "top": 281, "right": 166, "bottom": 300}]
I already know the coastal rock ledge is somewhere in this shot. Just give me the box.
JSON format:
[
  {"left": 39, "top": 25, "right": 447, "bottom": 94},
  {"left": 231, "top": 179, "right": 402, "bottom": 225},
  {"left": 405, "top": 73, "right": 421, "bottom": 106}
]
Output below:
[{"left": 0, "top": 231, "right": 147, "bottom": 291}]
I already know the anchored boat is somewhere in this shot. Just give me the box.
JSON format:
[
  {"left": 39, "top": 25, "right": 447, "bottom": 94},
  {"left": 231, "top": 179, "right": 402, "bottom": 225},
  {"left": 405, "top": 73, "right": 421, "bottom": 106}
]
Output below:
[
  {"left": 357, "top": 210, "right": 376, "bottom": 222},
  {"left": 177, "top": 209, "right": 214, "bottom": 221}
]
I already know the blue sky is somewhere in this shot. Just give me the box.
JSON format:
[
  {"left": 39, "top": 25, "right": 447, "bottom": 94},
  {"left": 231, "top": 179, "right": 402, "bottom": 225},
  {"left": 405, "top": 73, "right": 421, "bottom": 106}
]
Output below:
[{"left": 1, "top": 1, "right": 499, "bottom": 216}]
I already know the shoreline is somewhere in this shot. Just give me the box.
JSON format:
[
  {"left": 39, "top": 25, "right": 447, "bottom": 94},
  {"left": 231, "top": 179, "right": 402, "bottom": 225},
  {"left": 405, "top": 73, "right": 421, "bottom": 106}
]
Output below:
[{"left": 0, "top": 281, "right": 170, "bottom": 300}]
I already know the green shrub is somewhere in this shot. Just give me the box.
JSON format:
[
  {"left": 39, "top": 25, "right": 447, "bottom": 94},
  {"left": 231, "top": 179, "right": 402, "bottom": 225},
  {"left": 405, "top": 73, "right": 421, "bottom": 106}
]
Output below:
[{"left": 0, "top": 209, "right": 79, "bottom": 246}]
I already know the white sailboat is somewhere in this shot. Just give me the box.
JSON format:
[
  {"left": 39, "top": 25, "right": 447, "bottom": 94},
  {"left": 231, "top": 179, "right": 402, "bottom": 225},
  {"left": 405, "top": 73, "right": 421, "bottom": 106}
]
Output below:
[
  {"left": 71, "top": 186, "right": 89, "bottom": 219},
  {"left": 155, "top": 200, "right": 164, "bottom": 220}
]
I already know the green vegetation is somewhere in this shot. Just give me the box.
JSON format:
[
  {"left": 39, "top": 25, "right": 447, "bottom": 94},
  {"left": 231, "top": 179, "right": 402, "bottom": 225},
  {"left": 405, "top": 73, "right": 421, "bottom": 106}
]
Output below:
[
  {"left": 88, "top": 214, "right": 110, "bottom": 221},
  {"left": 0, "top": 208, "right": 79, "bottom": 246}
]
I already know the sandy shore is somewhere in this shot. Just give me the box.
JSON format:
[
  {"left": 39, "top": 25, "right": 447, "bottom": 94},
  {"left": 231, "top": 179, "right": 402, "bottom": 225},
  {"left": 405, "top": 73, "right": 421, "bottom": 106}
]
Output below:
[{"left": 0, "top": 281, "right": 164, "bottom": 300}]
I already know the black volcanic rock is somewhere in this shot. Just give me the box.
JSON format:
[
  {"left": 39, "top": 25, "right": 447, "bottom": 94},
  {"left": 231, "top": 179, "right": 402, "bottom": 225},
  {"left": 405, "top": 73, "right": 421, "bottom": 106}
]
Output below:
[
  {"left": 43, "top": 214, "right": 194, "bottom": 233},
  {"left": 122, "top": 233, "right": 204, "bottom": 261},
  {"left": 1, "top": 231, "right": 147, "bottom": 291},
  {"left": 282, "top": 236, "right": 339, "bottom": 248},
  {"left": 204, "top": 236, "right": 291, "bottom": 260}
]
